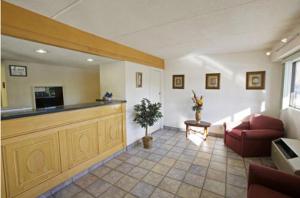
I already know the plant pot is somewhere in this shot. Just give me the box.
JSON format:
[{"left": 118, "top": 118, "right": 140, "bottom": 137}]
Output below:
[
  {"left": 142, "top": 136, "right": 153, "bottom": 149},
  {"left": 195, "top": 111, "right": 201, "bottom": 122}
]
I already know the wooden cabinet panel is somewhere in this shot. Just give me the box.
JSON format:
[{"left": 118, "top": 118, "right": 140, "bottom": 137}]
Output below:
[
  {"left": 3, "top": 133, "right": 61, "bottom": 197},
  {"left": 65, "top": 122, "right": 99, "bottom": 168},
  {"left": 99, "top": 114, "right": 123, "bottom": 153}
]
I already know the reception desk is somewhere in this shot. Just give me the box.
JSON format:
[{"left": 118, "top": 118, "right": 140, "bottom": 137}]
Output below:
[{"left": 1, "top": 101, "right": 126, "bottom": 198}]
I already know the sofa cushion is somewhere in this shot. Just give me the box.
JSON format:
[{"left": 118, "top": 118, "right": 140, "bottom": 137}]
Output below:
[
  {"left": 227, "top": 129, "right": 243, "bottom": 139},
  {"left": 243, "top": 129, "right": 283, "bottom": 139},
  {"left": 248, "top": 184, "right": 291, "bottom": 198},
  {"left": 250, "top": 115, "right": 284, "bottom": 131}
]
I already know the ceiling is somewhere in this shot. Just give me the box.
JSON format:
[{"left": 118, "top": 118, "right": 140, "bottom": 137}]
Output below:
[
  {"left": 5, "top": 0, "right": 300, "bottom": 59},
  {"left": 1, "top": 35, "right": 116, "bottom": 69}
]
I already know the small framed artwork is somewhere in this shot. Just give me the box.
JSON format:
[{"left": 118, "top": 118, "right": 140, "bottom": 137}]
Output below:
[
  {"left": 172, "top": 75, "right": 184, "bottom": 89},
  {"left": 9, "top": 65, "right": 27, "bottom": 77},
  {"left": 206, "top": 73, "right": 220, "bottom": 89},
  {"left": 136, "top": 72, "right": 143, "bottom": 88},
  {"left": 246, "top": 71, "right": 265, "bottom": 90}
]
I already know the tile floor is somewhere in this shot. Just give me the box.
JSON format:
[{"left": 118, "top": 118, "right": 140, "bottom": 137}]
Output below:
[{"left": 49, "top": 129, "right": 276, "bottom": 198}]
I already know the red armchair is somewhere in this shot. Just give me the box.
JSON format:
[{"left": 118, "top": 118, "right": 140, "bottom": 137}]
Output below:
[
  {"left": 224, "top": 114, "right": 284, "bottom": 157},
  {"left": 248, "top": 164, "right": 300, "bottom": 198}
]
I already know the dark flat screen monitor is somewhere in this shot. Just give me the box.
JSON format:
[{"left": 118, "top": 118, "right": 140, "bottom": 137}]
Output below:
[{"left": 34, "top": 86, "right": 64, "bottom": 108}]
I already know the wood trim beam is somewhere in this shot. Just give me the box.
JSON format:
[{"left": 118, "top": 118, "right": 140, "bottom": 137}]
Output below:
[{"left": 1, "top": 1, "right": 164, "bottom": 69}]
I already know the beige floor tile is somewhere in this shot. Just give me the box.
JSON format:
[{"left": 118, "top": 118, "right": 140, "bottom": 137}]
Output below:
[
  {"left": 227, "top": 158, "right": 244, "bottom": 168},
  {"left": 85, "top": 179, "right": 111, "bottom": 197},
  {"left": 105, "top": 159, "right": 123, "bottom": 169},
  {"left": 166, "top": 151, "right": 181, "bottom": 159},
  {"left": 131, "top": 182, "right": 155, "bottom": 198},
  {"left": 152, "top": 163, "right": 171, "bottom": 175},
  {"left": 126, "top": 156, "right": 143, "bottom": 165},
  {"left": 116, "top": 175, "right": 139, "bottom": 192},
  {"left": 116, "top": 153, "right": 132, "bottom": 161},
  {"left": 91, "top": 166, "right": 111, "bottom": 178},
  {"left": 143, "top": 171, "right": 164, "bottom": 186},
  {"left": 226, "top": 174, "right": 247, "bottom": 188},
  {"left": 53, "top": 184, "right": 81, "bottom": 198},
  {"left": 226, "top": 184, "right": 246, "bottom": 198},
  {"left": 203, "top": 179, "right": 225, "bottom": 196},
  {"left": 128, "top": 167, "right": 149, "bottom": 179},
  {"left": 206, "top": 168, "right": 226, "bottom": 183},
  {"left": 178, "top": 155, "right": 194, "bottom": 163},
  {"left": 150, "top": 188, "right": 175, "bottom": 198},
  {"left": 167, "top": 168, "right": 186, "bottom": 181},
  {"left": 74, "top": 174, "right": 98, "bottom": 188},
  {"left": 227, "top": 166, "right": 246, "bottom": 177},
  {"left": 116, "top": 162, "right": 134, "bottom": 174},
  {"left": 160, "top": 157, "right": 176, "bottom": 167},
  {"left": 193, "top": 157, "right": 210, "bottom": 167},
  {"left": 159, "top": 177, "right": 181, "bottom": 194},
  {"left": 72, "top": 191, "right": 93, "bottom": 198},
  {"left": 177, "top": 183, "right": 202, "bottom": 198},
  {"left": 124, "top": 193, "right": 137, "bottom": 198},
  {"left": 147, "top": 153, "right": 163, "bottom": 162},
  {"left": 99, "top": 186, "right": 126, "bottom": 198},
  {"left": 102, "top": 170, "right": 125, "bottom": 184},
  {"left": 211, "top": 155, "right": 226, "bottom": 163},
  {"left": 188, "top": 164, "right": 207, "bottom": 176},
  {"left": 200, "top": 190, "right": 224, "bottom": 198},
  {"left": 183, "top": 173, "right": 205, "bottom": 188},
  {"left": 173, "top": 161, "right": 191, "bottom": 171},
  {"left": 197, "top": 152, "right": 212, "bottom": 160},
  {"left": 139, "top": 159, "right": 156, "bottom": 170},
  {"left": 209, "top": 161, "right": 226, "bottom": 172}
]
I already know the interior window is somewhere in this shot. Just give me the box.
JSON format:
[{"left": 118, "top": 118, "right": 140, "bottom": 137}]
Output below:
[{"left": 290, "top": 61, "right": 300, "bottom": 109}]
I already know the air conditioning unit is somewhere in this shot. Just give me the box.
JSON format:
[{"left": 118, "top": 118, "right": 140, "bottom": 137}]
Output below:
[{"left": 271, "top": 138, "right": 300, "bottom": 175}]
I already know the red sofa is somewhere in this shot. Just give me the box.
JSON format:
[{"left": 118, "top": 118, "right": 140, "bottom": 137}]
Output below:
[
  {"left": 224, "top": 114, "right": 284, "bottom": 157},
  {"left": 248, "top": 164, "right": 300, "bottom": 198}
]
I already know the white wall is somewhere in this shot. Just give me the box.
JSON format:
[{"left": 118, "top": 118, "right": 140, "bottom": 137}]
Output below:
[
  {"left": 163, "top": 50, "right": 283, "bottom": 134},
  {"left": 99, "top": 61, "right": 164, "bottom": 145},
  {"left": 99, "top": 61, "right": 126, "bottom": 99},
  {"left": 3, "top": 60, "right": 100, "bottom": 109}
]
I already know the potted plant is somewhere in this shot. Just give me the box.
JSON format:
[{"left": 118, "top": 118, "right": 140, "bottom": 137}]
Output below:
[
  {"left": 133, "top": 98, "right": 163, "bottom": 149},
  {"left": 192, "top": 90, "right": 204, "bottom": 122}
]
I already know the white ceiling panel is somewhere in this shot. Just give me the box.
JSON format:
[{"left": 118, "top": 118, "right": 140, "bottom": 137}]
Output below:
[{"left": 5, "top": 0, "right": 300, "bottom": 59}]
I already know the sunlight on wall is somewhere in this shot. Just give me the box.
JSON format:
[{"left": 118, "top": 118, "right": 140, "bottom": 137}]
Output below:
[
  {"left": 233, "top": 108, "right": 251, "bottom": 122},
  {"left": 261, "top": 101, "right": 266, "bottom": 112},
  {"left": 197, "top": 55, "right": 233, "bottom": 78},
  {"left": 213, "top": 116, "right": 232, "bottom": 125}
]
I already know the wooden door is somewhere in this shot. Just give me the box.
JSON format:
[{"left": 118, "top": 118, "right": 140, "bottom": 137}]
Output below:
[
  {"left": 98, "top": 114, "right": 123, "bottom": 153},
  {"left": 3, "top": 132, "right": 61, "bottom": 197},
  {"left": 65, "top": 121, "right": 99, "bottom": 168}
]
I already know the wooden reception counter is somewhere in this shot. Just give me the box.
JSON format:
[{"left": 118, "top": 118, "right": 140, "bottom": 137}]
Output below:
[{"left": 1, "top": 101, "right": 126, "bottom": 198}]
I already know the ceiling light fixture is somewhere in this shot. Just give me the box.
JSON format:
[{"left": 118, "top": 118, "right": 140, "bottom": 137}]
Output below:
[
  {"left": 281, "top": 38, "right": 288, "bottom": 43},
  {"left": 266, "top": 51, "right": 271, "bottom": 56},
  {"left": 87, "top": 58, "right": 94, "bottom": 62},
  {"left": 35, "top": 49, "right": 48, "bottom": 54}
]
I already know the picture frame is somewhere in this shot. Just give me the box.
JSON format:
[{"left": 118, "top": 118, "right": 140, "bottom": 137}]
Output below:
[
  {"left": 246, "top": 71, "right": 265, "bottom": 90},
  {"left": 172, "top": 75, "right": 184, "bottom": 89},
  {"left": 206, "top": 73, "right": 220, "bottom": 89},
  {"left": 9, "top": 65, "right": 27, "bottom": 77},
  {"left": 136, "top": 72, "right": 143, "bottom": 88}
]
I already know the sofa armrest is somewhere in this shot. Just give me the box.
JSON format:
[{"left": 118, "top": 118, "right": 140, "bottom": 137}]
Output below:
[
  {"left": 242, "top": 129, "right": 283, "bottom": 139},
  {"left": 248, "top": 164, "right": 300, "bottom": 197},
  {"left": 224, "top": 121, "right": 250, "bottom": 131}
]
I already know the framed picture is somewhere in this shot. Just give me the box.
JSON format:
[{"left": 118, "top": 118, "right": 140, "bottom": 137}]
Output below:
[
  {"left": 246, "top": 71, "right": 265, "bottom": 90},
  {"left": 136, "top": 72, "right": 143, "bottom": 88},
  {"left": 206, "top": 73, "right": 220, "bottom": 89},
  {"left": 172, "top": 75, "right": 184, "bottom": 89},
  {"left": 9, "top": 65, "right": 27, "bottom": 77}
]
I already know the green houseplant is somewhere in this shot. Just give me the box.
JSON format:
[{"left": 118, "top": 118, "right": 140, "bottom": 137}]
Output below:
[{"left": 133, "top": 98, "right": 163, "bottom": 148}]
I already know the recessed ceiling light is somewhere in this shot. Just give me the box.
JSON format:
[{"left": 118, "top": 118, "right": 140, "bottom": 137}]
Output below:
[
  {"left": 266, "top": 51, "right": 271, "bottom": 56},
  {"left": 87, "top": 58, "right": 94, "bottom": 62},
  {"left": 35, "top": 49, "right": 48, "bottom": 54},
  {"left": 281, "top": 38, "right": 288, "bottom": 43}
]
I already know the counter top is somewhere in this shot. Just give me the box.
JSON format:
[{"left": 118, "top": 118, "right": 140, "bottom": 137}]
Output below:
[{"left": 1, "top": 100, "right": 126, "bottom": 120}]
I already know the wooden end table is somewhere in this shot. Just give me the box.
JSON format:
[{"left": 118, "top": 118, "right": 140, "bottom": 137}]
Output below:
[{"left": 184, "top": 120, "right": 211, "bottom": 140}]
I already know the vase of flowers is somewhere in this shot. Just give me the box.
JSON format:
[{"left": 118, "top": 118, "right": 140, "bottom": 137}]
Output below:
[{"left": 192, "top": 90, "right": 203, "bottom": 122}]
